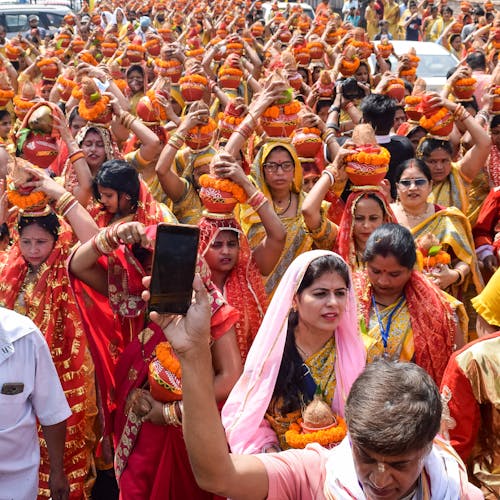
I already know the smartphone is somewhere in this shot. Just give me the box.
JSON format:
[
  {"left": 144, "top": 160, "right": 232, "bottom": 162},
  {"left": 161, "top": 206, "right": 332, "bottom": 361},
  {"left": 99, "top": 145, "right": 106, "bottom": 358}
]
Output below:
[{"left": 149, "top": 223, "right": 200, "bottom": 315}]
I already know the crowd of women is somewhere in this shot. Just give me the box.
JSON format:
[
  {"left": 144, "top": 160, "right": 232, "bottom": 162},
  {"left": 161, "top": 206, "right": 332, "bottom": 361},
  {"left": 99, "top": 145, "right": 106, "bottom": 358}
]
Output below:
[{"left": 0, "top": 0, "right": 498, "bottom": 498}]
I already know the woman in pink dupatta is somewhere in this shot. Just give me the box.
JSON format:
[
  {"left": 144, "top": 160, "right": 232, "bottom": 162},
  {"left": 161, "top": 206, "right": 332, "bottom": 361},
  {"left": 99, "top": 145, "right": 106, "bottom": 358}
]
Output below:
[{"left": 221, "top": 250, "right": 366, "bottom": 453}]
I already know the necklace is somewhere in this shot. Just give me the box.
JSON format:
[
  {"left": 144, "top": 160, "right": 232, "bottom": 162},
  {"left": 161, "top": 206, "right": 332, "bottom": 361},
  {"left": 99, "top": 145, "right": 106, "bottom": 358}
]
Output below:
[
  {"left": 273, "top": 193, "right": 292, "bottom": 216},
  {"left": 400, "top": 202, "right": 433, "bottom": 223}
]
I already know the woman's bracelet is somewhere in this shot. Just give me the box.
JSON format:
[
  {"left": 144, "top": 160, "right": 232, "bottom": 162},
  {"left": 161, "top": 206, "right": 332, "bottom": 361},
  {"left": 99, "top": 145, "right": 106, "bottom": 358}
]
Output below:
[
  {"left": 246, "top": 110, "right": 257, "bottom": 128},
  {"left": 235, "top": 123, "right": 252, "bottom": 141},
  {"left": 248, "top": 190, "right": 268, "bottom": 211},
  {"left": 321, "top": 169, "right": 335, "bottom": 187},
  {"left": 168, "top": 133, "right": 185, "bottom": 150},
  {"left": 69, "top": 150, "right": 86, "bottom": 164},
  {"left": 453, "top": 267, "right": 466, "bottom": 286},
  {"left": 162, "top": 402, "right": 182, "bottom": 426},
  {"left": 55, "top": 191, "right": 76, "bottom": 214},
  {"left": 62, "top": 199, "right": 79, "bottom": 218},
  {"left": 119, "top": 110, "right": 137, "bottom": 129},
  {"left": 453, "top": 104, "right": 471, "bottom": 122},
  {"left": 92, "top": 225, "right": 122, "bottom": 255}
]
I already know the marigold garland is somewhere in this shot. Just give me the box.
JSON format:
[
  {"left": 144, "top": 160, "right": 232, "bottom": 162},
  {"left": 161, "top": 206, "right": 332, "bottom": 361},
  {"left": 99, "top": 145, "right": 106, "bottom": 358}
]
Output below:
[
  {"left": 36, "top": 58, "right": 58, "bottom": 68},
  {"left": 155, "top": 58, "right": 181, "bottom": 69},
  {"left": 187, "top": 118, "right": 217, "bottom": 136},
  {"left": 400, "top": 67, "right": 417, "bottom": 77},
  {"left": 262, "top": 100, "right": 301, "bottom": 119},
  {"left": 198, "top": 174, "right": 247, "bottom": 203},
  {"left": 146, "top": 89, "right": 167, "bottom": 120},
  {"left": 78, "top": 95, "right": 111, "bottom": 121},
  {"left": 218, "top": 66, "right": 243, "bottom": 78},
  {"left": 0, "top": 89, "right": 15, "bottom": 100},
  {"left": 285, "top": 417, "right": 347, "bottom": 449},
  {"left": 217, "top": 112, "right": 244, "bottom": 125},
  {"left": 5, "top": 45, "right": 21, "bottom": 59},
  {"left": 419, "top": 107, "right": 450, "bottom": 130},
  {"left": 227, "top": 42, "right": 244, "bottom": 50},
  {"left": 114, "top": 79, "right": 128, "bottom": 92},
  {"left": 144, "top": 39, "right": 160, "bottom": 49},
  {"left": 346, "top": 146, "right": 390, "bottom": 166},
  {"left": 128, "top": 43, "right": 146, "bottom": 53},
  {"left": 186, "top": 48, "right": 205, "bottom": 57},
  {"left": 56, "top": 75, "right": 77, "bottom": 89},
  {"left": 291, "top": 127, "right": 321, "bottom": 136},
  {"left": 155, "top": 342, "right": 182, "bottom": 380},
  {"left": 6, "top": 183, "right": 49, "bottom": 210},
  {"left": 454, "top": 77, "right": 476, "bottom": 87},
  {"left": 79, "top": 52, "right": 98, "bottom": 66},
  {"left": 404, "top": 95, "right": 422, "bottom": 105},
  {"left": 179, "top": 74, "right": 208, "bottom": 85},
  {"left": 340, "top": 57, "right": 360, "bottom": 75},
  {"left": 13, "top": 95, "right": 35, "bottom": 110}
]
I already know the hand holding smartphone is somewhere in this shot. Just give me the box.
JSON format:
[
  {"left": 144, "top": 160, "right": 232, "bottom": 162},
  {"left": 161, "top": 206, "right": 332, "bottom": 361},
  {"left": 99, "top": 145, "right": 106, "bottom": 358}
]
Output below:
[{"left": 149, "top": 223, "right": 200, "bottom": 315}]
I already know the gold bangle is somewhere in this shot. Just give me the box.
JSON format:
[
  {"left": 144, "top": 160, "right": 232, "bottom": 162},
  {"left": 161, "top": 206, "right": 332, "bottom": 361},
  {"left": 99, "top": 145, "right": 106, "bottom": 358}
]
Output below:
[{"left": 162, "top": 403, "right": 172, "bottom": 425}]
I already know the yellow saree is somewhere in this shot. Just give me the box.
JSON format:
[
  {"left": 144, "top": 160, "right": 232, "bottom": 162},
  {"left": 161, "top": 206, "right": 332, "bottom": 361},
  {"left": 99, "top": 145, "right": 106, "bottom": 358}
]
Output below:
[
  {"left": 265, "top": 337, "right": 337, "bottom": 450},
  {"left": 238, "top": 141, "right": 312, "bottom": 296},
  {"left": 429, "top": 163, "right": 469, "bottom": 215}
]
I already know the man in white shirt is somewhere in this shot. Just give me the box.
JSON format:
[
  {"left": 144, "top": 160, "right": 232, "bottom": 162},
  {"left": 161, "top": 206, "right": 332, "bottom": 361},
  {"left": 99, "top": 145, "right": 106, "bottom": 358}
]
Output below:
[{"left": 0, "top": 307, "right": 71, "bottom": 500}]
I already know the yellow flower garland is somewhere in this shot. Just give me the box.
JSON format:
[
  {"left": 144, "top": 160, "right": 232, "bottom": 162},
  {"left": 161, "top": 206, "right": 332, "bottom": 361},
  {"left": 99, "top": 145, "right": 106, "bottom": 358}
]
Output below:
[{"left": 285, "top": 416, "right": 347, "bottom": 449}]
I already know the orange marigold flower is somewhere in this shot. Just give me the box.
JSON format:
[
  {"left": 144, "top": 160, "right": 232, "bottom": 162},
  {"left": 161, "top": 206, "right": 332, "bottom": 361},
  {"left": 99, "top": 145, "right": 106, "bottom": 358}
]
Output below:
[
  {"left": 419, "top": 107, "right": 450, "bottom": 131},
  {"left": 179, "top": 74, "right": 208, "bottom": 85},
  {"left": 199, "top": 174, "right": 248, "bottom": 203},
  {"left": 78, "top": 95, "right": 110, "bottom": 121},
  {"left": 285, "top": 416, "right": 347, "bottom": 449}
]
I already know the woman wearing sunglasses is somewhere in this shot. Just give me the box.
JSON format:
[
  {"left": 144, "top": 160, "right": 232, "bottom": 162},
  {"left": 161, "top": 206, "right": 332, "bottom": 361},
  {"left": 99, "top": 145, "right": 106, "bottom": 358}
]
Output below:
[{"left": 391, "top": 159, "right": 482, "bottom": 333}]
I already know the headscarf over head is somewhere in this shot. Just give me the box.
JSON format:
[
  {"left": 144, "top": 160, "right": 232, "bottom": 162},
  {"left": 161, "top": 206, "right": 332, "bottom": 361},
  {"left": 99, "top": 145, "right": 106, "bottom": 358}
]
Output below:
[
  {"left": 221, "top": 250, "right": 366, "bottom": 453},
  {"left": 336, "top": 187, "right": 395, "bottom": 270},
  {"left": 76, "top": 124, "right": 122, "bottom": 161},
  {"left": 198, "top": 215, "right": 268, "bottom": 361}
]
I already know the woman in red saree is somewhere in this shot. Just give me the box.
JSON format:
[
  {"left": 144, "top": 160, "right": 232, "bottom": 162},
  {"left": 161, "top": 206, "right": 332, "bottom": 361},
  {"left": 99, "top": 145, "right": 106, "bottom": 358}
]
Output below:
[
  {"left": 69, "top": 221, "right": 241, "bottom": 499},
  {"left": 198, "top": 152, "right": 286, "bottom": 362},
  {"left": 0, "top": 166, "right": 99, "bottom": 498},
  {"left": 356, "top": 223, "right": 461, "bottom": 386}
]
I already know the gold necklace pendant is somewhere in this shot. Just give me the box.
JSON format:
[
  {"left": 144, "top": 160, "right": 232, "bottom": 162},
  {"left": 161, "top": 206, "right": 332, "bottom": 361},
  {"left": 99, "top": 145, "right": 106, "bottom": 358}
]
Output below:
[{"left": 273, "top": 193, "right": 292, "bottom": 216}]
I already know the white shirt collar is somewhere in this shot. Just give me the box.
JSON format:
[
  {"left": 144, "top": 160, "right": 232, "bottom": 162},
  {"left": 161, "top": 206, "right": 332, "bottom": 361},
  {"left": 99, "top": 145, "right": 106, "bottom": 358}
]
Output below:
[{"left": 376, "top": 134, "right": 391, "bottom": 144}]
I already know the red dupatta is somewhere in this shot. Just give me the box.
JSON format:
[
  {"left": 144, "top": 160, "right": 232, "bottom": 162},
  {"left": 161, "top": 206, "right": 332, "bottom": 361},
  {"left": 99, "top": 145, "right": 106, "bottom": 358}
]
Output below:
[
  {"left": 0, "top": 219, "right": 91, "bottom": 499},
  {"left": 336, "top": 189, "right": 395, "bottom": 270},
  {"left": 357, "top": 270, "right": 454, "bottom": 385},
  {"left": 70, "top": 226, "right": 238, "bottom": 439},
  {"left": 198, "top": 215, "right": 268, "bottom": 362}
]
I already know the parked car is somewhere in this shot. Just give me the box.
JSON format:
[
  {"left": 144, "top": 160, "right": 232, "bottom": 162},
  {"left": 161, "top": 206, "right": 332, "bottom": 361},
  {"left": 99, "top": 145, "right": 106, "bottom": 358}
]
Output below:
[
  {"left": 261, "top": 2, "right": 315, "bottom": 23},
  {"left": 0, "top": 4, "right": 71, "bottom": 38},
  {"left": 368, "top": 41, "right": 459, "bottom": 93}
]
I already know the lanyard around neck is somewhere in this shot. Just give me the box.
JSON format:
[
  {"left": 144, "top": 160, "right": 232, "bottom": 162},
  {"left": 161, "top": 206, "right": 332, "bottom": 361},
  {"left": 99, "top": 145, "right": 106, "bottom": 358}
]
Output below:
[{"left": 371, "top": 294, "right": 405, "bottom": 350}]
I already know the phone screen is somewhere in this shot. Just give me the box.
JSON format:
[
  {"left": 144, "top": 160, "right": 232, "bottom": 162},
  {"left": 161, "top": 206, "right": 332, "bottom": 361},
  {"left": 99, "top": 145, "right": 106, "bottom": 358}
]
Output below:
[{"left": 149, "top": 223, "right": 200, "bottom": 314}]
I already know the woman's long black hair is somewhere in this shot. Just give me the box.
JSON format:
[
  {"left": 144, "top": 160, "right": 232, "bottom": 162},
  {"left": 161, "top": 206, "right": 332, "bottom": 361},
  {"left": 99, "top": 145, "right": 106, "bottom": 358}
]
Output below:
[{"left": 270, "top": 254, "right": 350, "bottom": 415}]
